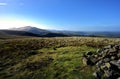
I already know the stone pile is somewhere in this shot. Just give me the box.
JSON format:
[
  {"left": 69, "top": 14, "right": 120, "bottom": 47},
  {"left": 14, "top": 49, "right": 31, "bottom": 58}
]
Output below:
[{"left": 83, "top": 45, "right": 120, "bottom": 79}]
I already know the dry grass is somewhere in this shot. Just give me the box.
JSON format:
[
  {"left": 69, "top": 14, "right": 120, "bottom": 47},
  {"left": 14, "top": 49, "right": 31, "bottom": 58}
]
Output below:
[{"left": 0, "top": 37, "right": 120, "bottom": 79}]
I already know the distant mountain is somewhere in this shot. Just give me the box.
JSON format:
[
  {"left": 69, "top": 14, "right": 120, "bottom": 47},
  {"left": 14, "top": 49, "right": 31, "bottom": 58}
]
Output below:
[
  {"left": 83, "top": 31, "right": 120, "bottom": 38},
  {"left": 0, "top": 30, "right": 40, "bottom": 39},
  {"left": 43, "top": 33, "right": 68, "bottom": 37},
  {"left": 0, "top": 30, "right": 40, "bottom": 37},
  {"left": 11, "top": 26, "right": 50, "bottom": 35},
  {"left": 10, "top": 26, "right": 68, "bottom": 37},
  {"left": 49, "top": 30, "right": 120, "bottom": 38},
  {"left": 6, "top": 26, "right": 120, "bottom": 38},
  {"left": 49, "top": 30, "right": 84, "bottom": 36}
]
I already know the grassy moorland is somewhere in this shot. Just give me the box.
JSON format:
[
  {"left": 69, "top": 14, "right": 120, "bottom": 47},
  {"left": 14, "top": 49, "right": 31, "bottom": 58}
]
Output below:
[{"left": 0, "top": 37, "right": 120, "bottom": 79}]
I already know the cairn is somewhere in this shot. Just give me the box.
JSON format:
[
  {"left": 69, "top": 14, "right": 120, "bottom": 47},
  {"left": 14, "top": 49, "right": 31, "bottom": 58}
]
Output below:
[{"left": 83, "top": 45, "right": 120, "bottom": 79}]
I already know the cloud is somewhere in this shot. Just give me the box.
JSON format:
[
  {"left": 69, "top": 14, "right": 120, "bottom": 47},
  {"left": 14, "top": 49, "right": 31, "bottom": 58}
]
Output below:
[{"left": 0, "top": 2, "right": 7, "bottom": 6}]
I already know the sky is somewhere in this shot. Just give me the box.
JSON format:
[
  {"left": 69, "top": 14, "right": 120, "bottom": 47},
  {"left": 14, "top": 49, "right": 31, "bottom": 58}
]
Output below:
[{"left": 0, "top": 0, "right": 120, "bottom": 31}]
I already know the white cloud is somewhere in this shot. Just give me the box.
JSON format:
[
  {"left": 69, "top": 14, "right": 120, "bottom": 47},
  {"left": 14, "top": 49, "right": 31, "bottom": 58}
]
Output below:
[{"left": 0, "top": 2, "right": 7, "bottom": 6}]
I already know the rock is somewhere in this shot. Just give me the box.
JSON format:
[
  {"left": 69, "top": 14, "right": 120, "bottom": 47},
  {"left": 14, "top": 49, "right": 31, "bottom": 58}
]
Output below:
[
  {"left": 82, "top": 57, "right": 92, "bottom": 65},
  {"left": 103, "top": 58, "right": 110, "bottom": 63},
  {"left": 117, "top": 77, "right": 120, "bottom": 79},
  {"left": 110, "top": 60, "right": 120, "bottom": 68},
  {"left": 115, "top": 45, "right": 120, "bottom": 50},
  {"left": 86, "top": 51, "right": 93, "bottom": 55},
  {"left": 93, "top": 72, "right": 102, "bottom": 79},
  {"left": 117, "top": 53, "right": 120, "bottom": 58},
  {"left": 83, "top": 45, "right": 120, "bottom": 79},
  {"left": 82, "top": 57, "right": 88, "bottom": 65},
  {"left": 104, "top": 70, "right": 113, "bottom": 78},
  {"left": 105, "top": 63, "right": 111, "bottom": 69},
  {"left": 82, "top": 56, "right": 95, "bottom": 65},
  {"left": 93, "top": 69, "right": 104, "bottom": 79},
  {"left": 104, "top": 45, "right": 113, "bottom": 49},
  {"left": 109, "top": 48, "right": 117, "bottom": 54}
]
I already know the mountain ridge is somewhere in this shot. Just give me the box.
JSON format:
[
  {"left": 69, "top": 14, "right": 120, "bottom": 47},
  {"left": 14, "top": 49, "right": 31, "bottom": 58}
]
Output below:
[
  {"left": 10, "top": 26, "right": 50, "bottom": 35},
  {"left": 1, "top": 26, "right": 120, "bottom": 38},
  {"left": 0, "top": 26, "right": 68, "bottom": 38}
]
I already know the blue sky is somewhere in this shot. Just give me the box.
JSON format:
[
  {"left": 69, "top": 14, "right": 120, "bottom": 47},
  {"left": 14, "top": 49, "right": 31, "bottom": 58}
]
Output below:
[{"left": 0, "top": 0, "right": 120, "bottom": 31}]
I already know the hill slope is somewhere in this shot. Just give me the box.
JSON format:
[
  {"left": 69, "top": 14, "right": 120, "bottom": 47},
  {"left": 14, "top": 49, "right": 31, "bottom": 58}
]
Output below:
[
  {"left": 10, "top": 26, "right": 68, "bottom": 37},
  {"left": 0, "top": 30, "right": 40, "bottom": 37},
  {"left": 0, "top": 37, "right": 120, "bottom": 79},
  {"left": 11, "top": 26, "right": 50, "bottom": 35},
  {"left": 8, "top": 26, "right": 120, "bottom": 38}
]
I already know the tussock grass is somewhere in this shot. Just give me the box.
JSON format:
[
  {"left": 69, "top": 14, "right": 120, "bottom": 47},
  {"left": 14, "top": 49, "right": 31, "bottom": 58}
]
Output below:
[{"left": 0, "top": 37, "right": 120, "bottom": 79}]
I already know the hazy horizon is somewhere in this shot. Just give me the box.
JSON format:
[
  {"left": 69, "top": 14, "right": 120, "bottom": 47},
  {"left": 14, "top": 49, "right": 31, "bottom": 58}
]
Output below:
[{"left": 0, "top": 0, "right": 120, "bottom": 31}]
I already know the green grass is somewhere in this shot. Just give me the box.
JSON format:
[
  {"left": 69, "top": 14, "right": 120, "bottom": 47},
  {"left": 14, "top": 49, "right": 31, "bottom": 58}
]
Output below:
[
  {"left": 4, "top": 46, "right": 96, "bottom": 79},
  {"left": 36, "top": 46, "right": 97, "bottom": 79},
  {"left": 0, "top": 37, "right": 120, "bottom": 79}
]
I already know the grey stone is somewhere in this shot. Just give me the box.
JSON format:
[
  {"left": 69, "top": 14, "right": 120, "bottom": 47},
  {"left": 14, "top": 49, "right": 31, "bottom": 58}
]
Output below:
[
  {"left": 109, "top": 48, "right": 117, "bottom": 54},
  {"left": 110, "top": 60, "right": 120, "bottom": 67},
  {"left": 103, "top": 58, "right": 110, "bottom": 62},
  {"left": 104, "top": 45, "right": 113, "bottom": 49},
  {"left": 83, "top": 45, "right": 120, "bottom": 79},
  {"left": 86, "top": 51, "right": 93, "bottom": 55},
  {"left": 117, "top": 77, "right": 120, "bottom": 79},
  {"left": 115, "top": 45, "right": 120, "bottom": 50},
  {"left": 93, "top": 69, "right": 104, "bottom": 79},
  {"left": 82, "top": 57, "right": 88, "bottom": 65}
]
